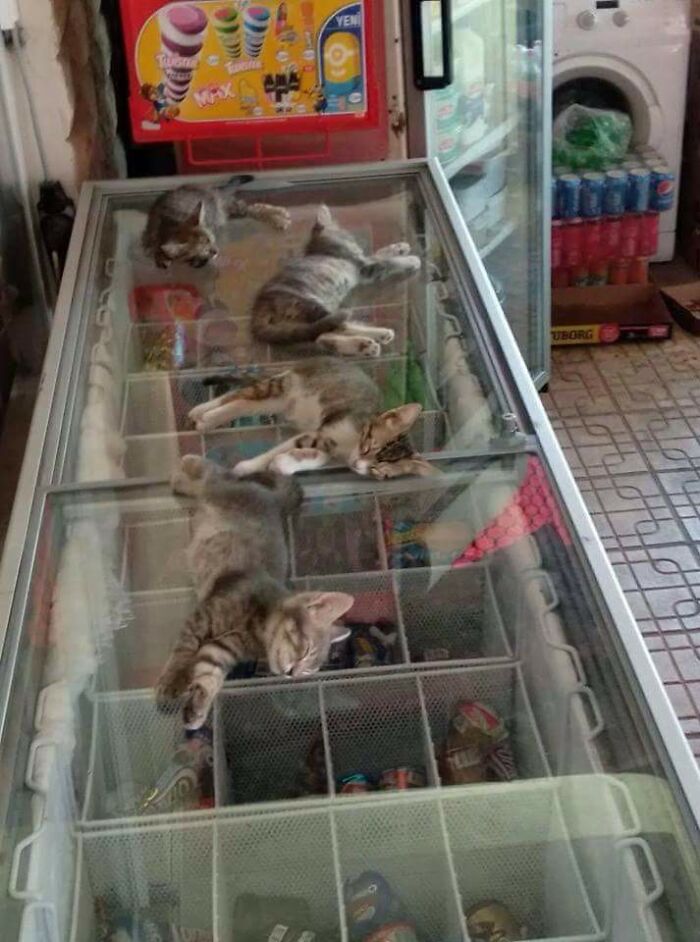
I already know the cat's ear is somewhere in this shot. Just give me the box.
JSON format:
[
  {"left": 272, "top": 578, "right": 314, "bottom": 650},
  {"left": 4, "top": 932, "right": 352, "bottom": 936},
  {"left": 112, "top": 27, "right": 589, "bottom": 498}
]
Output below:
[
  {"left": 315, "top": 204, "right": 333, "bottom": 228},
  {"left": 303, "top": 591, "right": 354, "bottom": 627},
  {"left": 378, "top": 402, "right": 423, "bottom": 437},
  {"left": 185, "top": 201, "right": 205, "bottom": 228}
]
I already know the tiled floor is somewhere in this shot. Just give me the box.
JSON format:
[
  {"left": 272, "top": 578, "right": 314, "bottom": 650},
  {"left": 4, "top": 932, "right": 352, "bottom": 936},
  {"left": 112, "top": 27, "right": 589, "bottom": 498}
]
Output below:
[{"left": 542, "top": 330, "right": 700, "bottom": 762}]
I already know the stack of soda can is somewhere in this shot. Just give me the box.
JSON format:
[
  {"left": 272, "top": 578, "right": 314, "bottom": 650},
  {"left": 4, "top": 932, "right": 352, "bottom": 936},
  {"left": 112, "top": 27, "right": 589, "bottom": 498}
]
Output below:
[{"left": 551, "top": 145, "right": 672, "bottom": 287}]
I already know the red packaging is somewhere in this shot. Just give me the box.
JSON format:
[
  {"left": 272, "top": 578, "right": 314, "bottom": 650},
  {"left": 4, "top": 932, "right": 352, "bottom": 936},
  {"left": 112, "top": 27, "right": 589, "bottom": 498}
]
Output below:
[
  {"left": 583, "top": 219, "right": 602, "bottom": 262},
  {"left": 552, "top": 268, "right": 570, "bottom": 289},
  {"left": 129, "top": 284, "right": 203, "bottom": 323},
  {"left": 562, "top": 219, "right": 583, "bottom": 267},
  {"left": 588, "top": 260, "right": 609, "bottom": 286},
  {"left": 628, "top": 257, "right": 650, "bottom": 284},
  {"left": 639, "top": 212, "right": 660, "bottom": 257},
  {"left": 551, "top": 220, "right": 564, "bottom": 269},
  {"left": 609, "top": 258, "right": 630, "bottom": 285},
  {"left": 620, "top": 214, "right": 642, "bottom": 257},
  {"left": 601, "top": 217, "right": 621, "bottom": 259}
]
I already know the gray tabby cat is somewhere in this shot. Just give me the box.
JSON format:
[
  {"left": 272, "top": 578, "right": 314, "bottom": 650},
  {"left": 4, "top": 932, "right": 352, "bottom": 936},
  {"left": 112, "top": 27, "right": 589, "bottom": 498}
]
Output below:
[
  {"left": 156, "top": 456, "right": 353, "bottom": 729},
  {"left": 143, "top": 177, "right": 291, "bottom": 269},
  {"left": 250, "top": 204, "right": 422, "bottom": 357},
  {"left": 188, "top": 357, "right": 436, "bottom": 478}
]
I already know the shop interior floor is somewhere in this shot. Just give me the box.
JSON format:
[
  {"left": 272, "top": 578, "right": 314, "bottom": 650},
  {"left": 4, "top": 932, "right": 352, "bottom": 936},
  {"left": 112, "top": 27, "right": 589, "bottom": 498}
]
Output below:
[{"left": 541, "top": 327, "right": 700, "bottom": 765}]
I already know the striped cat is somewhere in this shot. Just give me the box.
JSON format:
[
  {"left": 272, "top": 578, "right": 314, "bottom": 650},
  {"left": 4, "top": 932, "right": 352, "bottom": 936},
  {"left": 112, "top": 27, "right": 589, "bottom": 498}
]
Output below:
[
  {"left": 250, "top": 204, "right": 422, "bottom": 357},
  {"left": 143, "top": 177, "right": 291, "bottom": 269},
  {"left": 188, "top": 357, "right": 436, "bottom": 478},
  {"left": 156, "top": 455, "right": 353, "bottom": 729}
]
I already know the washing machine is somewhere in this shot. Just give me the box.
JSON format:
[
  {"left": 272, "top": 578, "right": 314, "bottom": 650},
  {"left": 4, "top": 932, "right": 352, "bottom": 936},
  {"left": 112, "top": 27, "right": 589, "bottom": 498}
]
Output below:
[{"left": 553, "top": 0, "right": 690, "bottom": 261}]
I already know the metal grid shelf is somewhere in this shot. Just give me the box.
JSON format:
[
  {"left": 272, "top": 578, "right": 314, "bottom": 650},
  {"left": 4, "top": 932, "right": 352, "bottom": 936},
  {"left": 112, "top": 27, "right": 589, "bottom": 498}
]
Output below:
[{"left": 68, "top": 784, "right": 616, "bottom": 942}]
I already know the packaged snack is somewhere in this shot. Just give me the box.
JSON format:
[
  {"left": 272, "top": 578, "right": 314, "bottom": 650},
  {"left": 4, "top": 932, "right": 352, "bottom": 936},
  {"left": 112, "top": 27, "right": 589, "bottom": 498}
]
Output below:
[
  {"left": 364, "top": 924, "right": 419, "bottom": 942},
  {"left": 129, "top": 284, "right": 203, "bottom": 323},
  {"left": 233, "top": 894, "right": 316, "bottom": 942},
  {"left": 466, "top": 900, "right": 528, "bottom": 941},
  {"left": 349, "top": 621, "right": 397, "bottom": 668},
  {"left": 337, "top": 772, "right": 373, "bottom": 794},
  {"left": 439, "top": 701, "right": 517, "bottom": 786},
  {"left": 138, "top": 726, "right": 215, "bottom": 813},
  {"left": 344, "top": 871, "right": 401, "bottom": 941},
  {"left": 378, "top": 767, "right": 425, "bottom": 791}
]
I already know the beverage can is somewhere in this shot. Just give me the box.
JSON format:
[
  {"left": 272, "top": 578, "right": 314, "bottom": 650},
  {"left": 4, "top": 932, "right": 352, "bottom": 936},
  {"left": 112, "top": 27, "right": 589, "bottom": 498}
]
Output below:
[
  {"left": 626, "top": 167, "right": 651, "bottom": 212},
  {"left": 603, "top": 170, "right": 627, "bottom": 216},
  {"left": 609, "top": 257, "right": 630, "bottom": 285},
  {"left": 588, "top": 260, "right": 609, "bottom": 286},
  {"left": 621, "top": 159, "right": 642, "bottom": 171},
  {"left": 621, "top": 214, "right": 641, "bottom": 256},
  {"left": 570, "top": 265, "right": 589, "bottom": 287},
  {"left": 562, "top": 219, "right": 583, "bottom": 267},
  {"left": 557, "top": 173, "right": 581, "bottom": 219},
  {"left": 650, "top": 166, "right": 675, "bottom": 211},
  {"left": 551, "top": 220, "right": 564, "bottom": 268},
  {"left": 601, "top": 216, "right": 622, "bottom": 258},
  {"left": 639, "top": 212, "right": 660, "bottom": 256},
  {"left": 584, "top": 219, "right": 602, "bottom": 262},
  {"left": 628, "top": 257, "right": 649, "bottom": 284},
  {"left": 378, "top": 767, "right": 426, "bottom": 790},
  {"left": 580, "top": 172, "right": 605, "bottom": 217},
  {"left": 551, "top": 268, "right": 569, "bottom": 289},
  {"left": 466, "top": 901, "right": 527, "bottom": 942}
]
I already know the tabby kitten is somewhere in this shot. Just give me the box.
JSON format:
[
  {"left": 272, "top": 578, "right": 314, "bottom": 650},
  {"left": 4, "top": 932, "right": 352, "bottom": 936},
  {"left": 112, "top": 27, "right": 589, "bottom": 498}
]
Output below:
[
  {"left": 188, "top": 357, "right": 436, "bottom": 479},
  {"left": 250, "top": 204, "right": 422, "bottom": 357},
  {"left": 156, "top": 455, "right": 353, "bottom": 729},
  {"left": 143, "top": 176, "right": 291, "bottom": 269}
]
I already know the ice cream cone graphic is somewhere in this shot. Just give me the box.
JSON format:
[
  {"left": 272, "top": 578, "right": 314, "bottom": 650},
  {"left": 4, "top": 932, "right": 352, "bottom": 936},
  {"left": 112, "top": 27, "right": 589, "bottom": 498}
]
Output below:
[
  {"left": 243, "top": 5, "right": 271, "bottom": 58},
  {"left": 158, "top": 3, "right": 208, "bottom": 104},
  {"left": 212, "top": 4, "right": 242, "bottom": 61}
]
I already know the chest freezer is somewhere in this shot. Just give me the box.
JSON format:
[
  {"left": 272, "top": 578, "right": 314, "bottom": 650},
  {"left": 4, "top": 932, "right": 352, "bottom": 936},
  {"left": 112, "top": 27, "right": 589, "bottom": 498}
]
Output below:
[{"left": 0, "top": 161, "right": 698, "bottom": 942}]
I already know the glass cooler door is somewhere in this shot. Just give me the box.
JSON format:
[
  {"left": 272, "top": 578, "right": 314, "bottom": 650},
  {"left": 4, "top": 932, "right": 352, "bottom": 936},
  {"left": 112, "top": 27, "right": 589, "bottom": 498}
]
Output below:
[
  {"left": 0, "top": 163, "right": 698, "bottom": 942},
  {"left": 410, "top": 0, "right": 551, "bottom": 387}
]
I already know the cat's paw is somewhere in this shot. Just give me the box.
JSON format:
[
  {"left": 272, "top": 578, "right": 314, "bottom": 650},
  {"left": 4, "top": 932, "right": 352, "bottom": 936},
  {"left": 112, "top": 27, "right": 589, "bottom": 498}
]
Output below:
[
  {"left": 182, "top": 683, "right": 211, "bottom": 730},
  {"left": 356, "top": 338, "right": 382, "bottom": 358},
  {"left": 181, "top": 454, "right": 205, "bottom": 478},
  {"left": 188, "top": 402, "right": 211, "bottom": 423},
  {"left": 270, "top": 207, "right": 292, "bottom": 231},
  {"left": 193, "top": 411, "right": 224, "bottom": 433},
  {"left": 155, "top": 675, "right": 187, "bottom": 713},
  {"left": 386, "top": 242, "right": 412, "bottom": 256},
  {"left": 375, "top": 328, "right": 395, "bottom": 346},
  {"left": 271, "top": 448, "right": 326, "bottom": 475},
  {"left": 233, "top": 457, "right": 262, "bottom": 477},
  {"left": 401, "top": 255, "right": 422, "bottom": 273}
]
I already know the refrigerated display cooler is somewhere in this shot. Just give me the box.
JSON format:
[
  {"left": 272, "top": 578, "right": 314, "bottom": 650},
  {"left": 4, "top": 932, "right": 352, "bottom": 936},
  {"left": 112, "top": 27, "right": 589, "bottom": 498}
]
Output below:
[{"left": 0, "top": 161, "right": 698, "bottom": 942}]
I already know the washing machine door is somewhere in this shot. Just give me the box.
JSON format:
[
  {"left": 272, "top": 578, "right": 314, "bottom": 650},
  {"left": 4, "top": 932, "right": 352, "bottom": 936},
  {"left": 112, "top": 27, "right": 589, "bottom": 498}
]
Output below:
[{"left": 553, "top": 54, "right": 663, "bottom": 146}]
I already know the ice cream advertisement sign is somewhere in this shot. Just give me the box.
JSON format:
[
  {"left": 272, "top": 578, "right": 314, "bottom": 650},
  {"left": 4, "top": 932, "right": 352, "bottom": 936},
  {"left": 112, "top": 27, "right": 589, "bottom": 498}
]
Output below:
[{"left": 120, "top": 0, "right": 377, "bottom": 142}]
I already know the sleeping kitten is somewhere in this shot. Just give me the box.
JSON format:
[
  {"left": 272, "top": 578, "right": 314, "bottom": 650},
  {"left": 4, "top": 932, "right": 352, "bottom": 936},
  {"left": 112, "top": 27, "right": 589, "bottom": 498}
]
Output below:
[
  {"left": 143, "top": 176, "right": 291, "bottom": 269},
  {"left": 250, "top": 204, "right": 422, "bottom": 357},
  {"left": 188, "top": 357, "right": 436, "bottom": 479},
  {"left": 156, "top": 456, "right": 353, "bottom": 729}
]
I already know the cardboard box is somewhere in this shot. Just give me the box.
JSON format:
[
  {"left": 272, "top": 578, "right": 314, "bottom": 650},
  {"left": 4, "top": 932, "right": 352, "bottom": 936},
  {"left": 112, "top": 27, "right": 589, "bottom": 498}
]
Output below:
[
  {"left": 659, "top": 281, "right": 700, "bottom": 334},
  {"left": 551, "top": 284, "right": 673, "bottom": 346}
]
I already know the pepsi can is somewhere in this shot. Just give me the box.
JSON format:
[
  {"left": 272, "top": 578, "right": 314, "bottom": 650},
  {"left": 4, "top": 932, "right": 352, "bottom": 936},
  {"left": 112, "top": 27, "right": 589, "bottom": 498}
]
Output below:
[
  {"left": 581, "top": 172, "right": 604, "bottom": 217},
  {"left": 603, "top": 170, "right": 628, "bottom": 216},
  {"left": 557, "top": 173, "right": 581, "bottom": 219},
  {"left": 626, "top": 167, "right": 651, "bottom": 212},
  {"left": 650, "top": 166, "right": 675, "bottom": 211}
]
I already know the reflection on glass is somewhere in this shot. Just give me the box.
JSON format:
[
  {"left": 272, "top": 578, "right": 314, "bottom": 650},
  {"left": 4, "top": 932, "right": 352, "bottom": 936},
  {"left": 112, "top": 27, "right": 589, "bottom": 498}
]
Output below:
[
  {"left": 1, "top": 455, "right": 699, "bottom": 940},
  {"left": 57, "top": 177, "right": 522, "bottom": 486}
]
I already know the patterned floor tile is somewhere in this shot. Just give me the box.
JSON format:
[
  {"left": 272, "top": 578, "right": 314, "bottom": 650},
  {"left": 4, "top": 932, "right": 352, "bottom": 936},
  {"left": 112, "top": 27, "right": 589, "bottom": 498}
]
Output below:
[{"left": 542, "top": 333, "right": 700, "bottom": 761}]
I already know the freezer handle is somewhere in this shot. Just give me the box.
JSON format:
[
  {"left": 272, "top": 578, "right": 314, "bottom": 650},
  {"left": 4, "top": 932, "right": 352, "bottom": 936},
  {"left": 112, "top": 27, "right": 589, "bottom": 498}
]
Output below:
[
  {"left": 616, "top": 837, "right": 665, "bottom": 910},
  {"left": 411, "top": 0, "right": 453, "bottom": 90},
  {"left": 9, "top": 796, "right": 46, "bottom": 900}
]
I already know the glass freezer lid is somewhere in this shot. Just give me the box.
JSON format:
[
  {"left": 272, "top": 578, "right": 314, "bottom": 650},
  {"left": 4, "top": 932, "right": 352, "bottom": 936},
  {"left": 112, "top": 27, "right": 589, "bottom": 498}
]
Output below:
[
  {"left": 47, "top": 168, "right": 529, "bottom": 488},
  {"left": 1, "top": 458, "right": 700, "bottom": 942}
]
